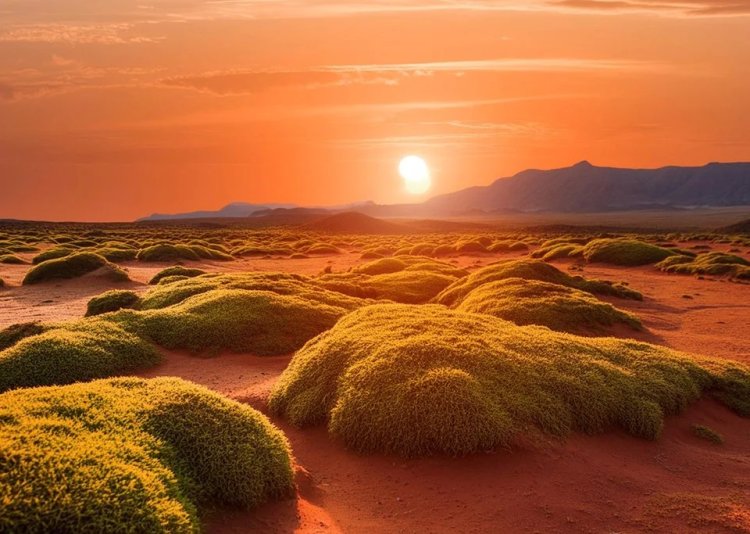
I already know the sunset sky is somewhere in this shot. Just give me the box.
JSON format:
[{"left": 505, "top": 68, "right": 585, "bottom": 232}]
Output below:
[{"left": 1, "top": 1, "right": 749, "bottom": 221}]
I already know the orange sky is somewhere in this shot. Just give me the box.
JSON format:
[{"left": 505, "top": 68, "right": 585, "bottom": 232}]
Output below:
[{"left": 1, "top": 1, "right": 749, "bottom": 221}]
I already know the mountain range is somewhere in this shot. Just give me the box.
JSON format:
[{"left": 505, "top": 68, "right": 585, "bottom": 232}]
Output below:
[{"left": 138, "top": 161, "right": 750, "bottom": 221}]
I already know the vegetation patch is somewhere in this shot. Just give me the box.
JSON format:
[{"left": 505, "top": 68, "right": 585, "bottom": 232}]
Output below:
[
  {"left": 270, "top": 304, "right": 749, "bottom": 456},
  {"left": 658, "top": 252, "right": 750, "bottom": 279},
  {"left": 0, "top": 320, "right": 159, "bottom": 392},
  {"left": 86, "top": 290, "right": 142, "bottom": 317},
  {"left": 0, "top": 377, "right": 294, "bottom": 532},
  {"left": 691, "top": 424, "right": 724, "bottom": 444},
  {"left": 0, "top": 322, "right": 44, "bottom": 351},
  {"left": 115, "top": 288, "right": 355, "bottom": 355},
  {"left": 319, "top": 256, "right": 468, "bottom": 303},
  {"left": 0, "top": 254, "right": 25, "bottom": 264},
  {"left": 32, "top": 246, "right": 75, "bottom": 264},
  {"left": 434, "top": 259, "right": 641, "bottom": 307},
  {"left": 149, "top": 266, "right": 207, "bottom": 285},
  {"left": 136, "top": 244, "right": 201, "bottom": 262},
  {"left": 23, "top": 252, "right": 129, "bottom": 285},
  {"left": 581, "top": 239, "right": 678, "bottom": 266},
  {"left": 455, "top": 278, "right": 641, "bottom": 334}
]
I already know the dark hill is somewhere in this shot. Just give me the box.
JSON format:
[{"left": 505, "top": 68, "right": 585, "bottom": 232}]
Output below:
[{"left": 425, "top": 161, "right": 750, "bottom": 214}]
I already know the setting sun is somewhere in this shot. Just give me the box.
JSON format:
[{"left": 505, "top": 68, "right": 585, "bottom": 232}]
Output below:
[{"left": 399, "top": 156, "right": 432, "bottom": 195}]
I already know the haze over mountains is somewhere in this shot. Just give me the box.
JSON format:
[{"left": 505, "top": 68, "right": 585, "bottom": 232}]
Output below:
[{"left": 139, "top": 161, "right": 750, "bottom": 222}]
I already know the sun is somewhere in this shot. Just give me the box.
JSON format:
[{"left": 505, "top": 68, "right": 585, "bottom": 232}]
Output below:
[{"left": 398, "top": 155, "right": 431, "bottom": 195}]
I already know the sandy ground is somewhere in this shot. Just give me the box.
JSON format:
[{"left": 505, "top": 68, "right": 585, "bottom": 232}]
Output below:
[{"left": 2, "top": 242, "right": 750, "bottom": 532}]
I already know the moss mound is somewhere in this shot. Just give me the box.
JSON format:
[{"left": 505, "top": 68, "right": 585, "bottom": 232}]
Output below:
[
  {"left": 149, "top": 266, "right": 206, "bottom": 285},
  {"left": 582, "top": 239, "right": 678, "bottom": 266},
  {"left": 139, "top": 271, "right": 364, "bottom": 311},
  {"left": 86, "top": 290, "right": 142, "bottom": 316},
  {"left": 23, "top": 252, "right": 129, "bottom": 285},
  {"left": 658, "top": 252, "right": 750, "bottom": 279},
  {"left": 455, "top": 278, "right": 641, "bottom": 334},
  {"left": 136, "top": 244, "right": 201, "bottom": 262},
  {"left": 32, "top": 246, "right": 74, "bottom": 264},
  {"left": 0, "top": 377, "right": 294, "bottom": 532},
  {"left": 434, "top": 259, "right": 640, "bottom": 307},
  {"left": 115, "top": 288, "right": 353, "bottom": 355},
  {"left": 0, "top": 320, "right": 159, "bottom": 392},
  {"left": 269, "top": 304, "right": 749, "bottom": 456},
  {"left": 0, "top": 254, "right": 25, "bottom": 264},
  {"left": 0, "top": 321, "right": 44, "bottom": 351},
  {"left": 316, "top": 256, "right": 468, "bottom": 304}
]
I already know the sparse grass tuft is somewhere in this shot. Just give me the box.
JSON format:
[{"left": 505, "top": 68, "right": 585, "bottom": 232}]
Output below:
[
  {"left": 270, "top": 303, "right": 750, "bottom": 456},
  {"left": 691, "top": 424, "right": 724, "bottom": 444},
  {"left": 0, "top": 377, "right": 294, "bottom": 532}
]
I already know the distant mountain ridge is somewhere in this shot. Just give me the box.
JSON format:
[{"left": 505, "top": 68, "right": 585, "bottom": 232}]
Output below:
[
  {"left": 425, "top": 161, "right": 750, "bottom": 214},
  {"left": 138, "top": 202, "right": 296, "bottom": 221},
  {"left": 135, "top": 161, "right": 750, "bottom": 222}
]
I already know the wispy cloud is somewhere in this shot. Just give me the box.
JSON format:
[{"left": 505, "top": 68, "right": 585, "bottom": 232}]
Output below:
[
  {"left": 0, "top": 23, "right": 160, "bottom": 44},
  {"left": 159, "top": 57, "right": 664, "bottom": 96}
]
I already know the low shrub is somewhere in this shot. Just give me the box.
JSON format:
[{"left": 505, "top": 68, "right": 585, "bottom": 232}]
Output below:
[
  {"left": 434, "top": 259, "right": 641, "bottom": 307},
  {"left": 270, "top": 304, "right": 750, "bottom": 456},
  {"left": 86, "top": 290, "right": 142, "bottom": 316},
  {"left": 23, "top": 252, "right": 129, "bottom": 285},
  {"left": 0, "top": 377, "right": 294, "bottom": 532},
  {"left": 149, "top": 266, "right": 206, "bottom": 285},
  {"left": 455, "top": 278, "right": 641, "bottom": 334},
  {"left": 0, "top": 320, "right": 159, "bottom": 392},
  {"left": 582, "top": 239, "right": 678, "bottom": 266}
]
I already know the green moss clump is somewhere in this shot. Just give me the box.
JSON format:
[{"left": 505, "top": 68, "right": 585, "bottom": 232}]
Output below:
[
  {"left": 531, "top": 243, "right": 584, "bottom": 261},
  {"left": 149, "top": 266, "right": 206, "bottom": 285},
  {"left": 23, "top": 252, "right": 129, "bottom": 285},
  {"left": 32, "top": 246, "right": 74, "bottom": 264},
  {"left": 0, "top": 377, "right": 294, "bottom": 532},
  {"left": 0, "top": 254, "right": 25, "bottom": 264},
  {"left": 320, "top": 256, "right": 468, "bottom": 304},
  {"left": 455, "top": 278, "right": 641, "bottom": 334},
  {"left": 86, "top": 290, "right": 142, "bottom": 317},
  {"left": 269, "top": 304, "right": 750, "bottom": 456},
  {"left": 115, "top": 288, "right": 352, "bottom": 355},
  {"left": 434, "top": 259, "right": 641, "bottom": 307},
  {"left": 94, "top": 247, "right": 138, "bottom": 262},
  {"left": 0, "top": 322, "right": 44, "bottom": 351},
  {"left": 0, "top": 320, "right": 159, "bottom": 392},
  {"left": 691, "top": 424, "right": 724, "bottom": 444},
  {"left": 582, "top": 239, "right": 678, "bottom": 266},
  {"left": 136, "top": 244, "right": 201, "bottom": 262},
  {"left": 658, "top": 252, "right": 750, "bottom": 279},
  {"left": 139, "top": 271, "right": 364, "bottom": 311}
]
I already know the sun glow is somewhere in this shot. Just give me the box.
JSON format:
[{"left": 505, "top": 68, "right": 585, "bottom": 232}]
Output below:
[{"left": 398, "top": 155, "right": 431, "bottom": 195}]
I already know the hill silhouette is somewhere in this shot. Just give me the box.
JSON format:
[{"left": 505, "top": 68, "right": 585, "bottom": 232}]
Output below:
[{"left": 426, "top": 161, "right": 750, "bottom": 214}]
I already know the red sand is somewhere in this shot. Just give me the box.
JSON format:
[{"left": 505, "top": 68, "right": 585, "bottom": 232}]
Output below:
[{"left": 3, "top": 244, "right": 750, "bottom": 532}]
